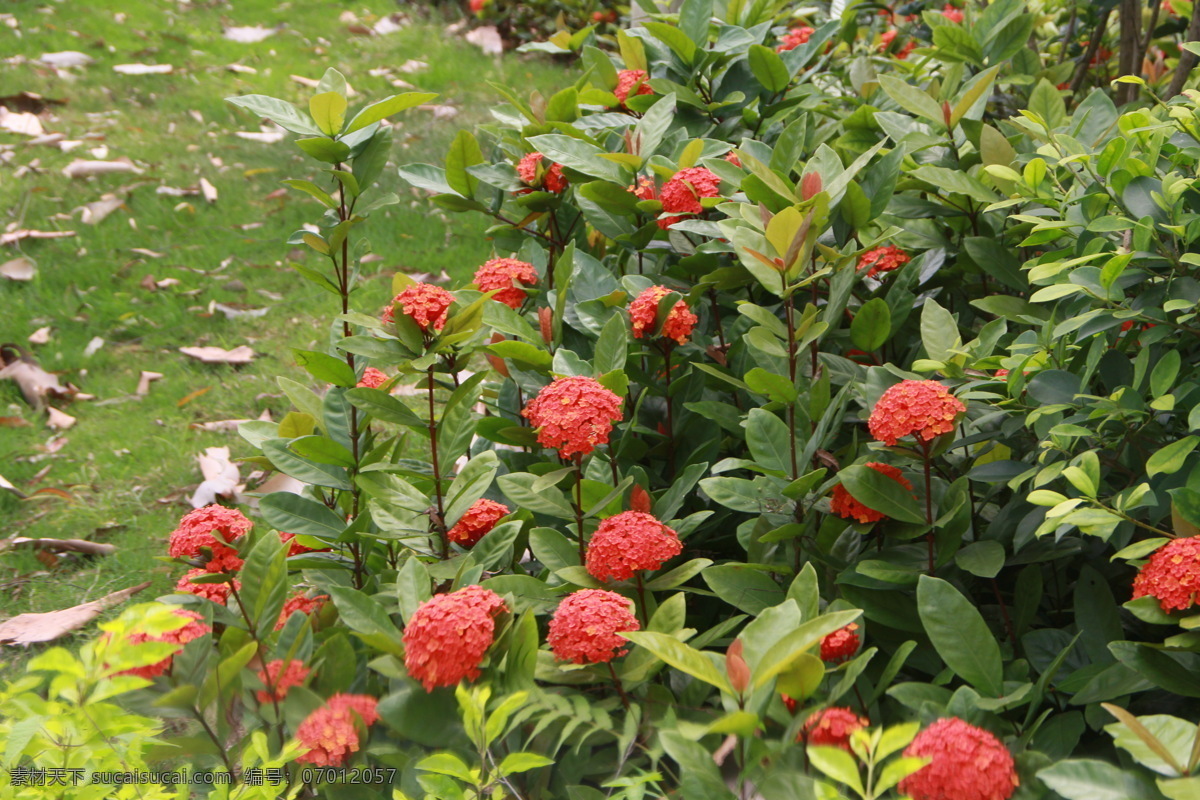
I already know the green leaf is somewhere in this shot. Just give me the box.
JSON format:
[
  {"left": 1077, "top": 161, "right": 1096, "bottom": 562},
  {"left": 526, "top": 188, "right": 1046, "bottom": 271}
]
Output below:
[
  {"left": 594, "top": 312, "right": 629, "bottom": 374},
  {"left": 346, "top": 92, "right": 437, "bottom": 133},
  {"left": 226, "top": 94, "right": 322, "bottom": 135},
  {"left": 837, "top": 464, "right": 925, "bottom": 524},
  {"left": 289, "top": 435, "right": 355, "bottom": 468},
  {"left": 259, "top": 492, "right": 347, "bottom": 541},
  {"left": 445, "top": 451, "right": 500, "bottom": 526},
  {"left": 499, "top": 752, "right": 554, "bottom": 776},
  {"left": 295, "top": 137, "right": 351, "bottom": 163},
  {"left": 281, "top": 179, "right": 337, "bottom": 208},
  {"left": 498, "top": 473, "right": 574, "bottom": 519},
  {"left": 918, "top": 575, "right": 1004, "bottom": 696},
  {"left": 951, "top": 65, "right": 999, "bottom": 125},
  {"left": 807, "top": 747, "right": 864, "bottom": 796},
  {"left": 1104, "top": 710, "right": 1193, "bottom": 777},
  {"left": 920, "top": 298, "right": 959, "bottom": 363},
  {"left": 1027, "top": 78, "right": 1067, "bottom": 130},
  {"left": 620, "top": 631, "right": 732, "bottom": 693},
  {"left": 1037, "top": 759, "right": 1164, "bottom": 800},
  {"left": 878, "top": 75, "right": 944, "bottom": 123},
  {"left": 1148, "top": 437, "right": 1199, "bottom": 478},
  {"left": 445, "top": 129, "right": 483, "bottom": 198},
  {"left": 293, "top": 349, "right": 356, "bottom": 388},
  {"left": 955, "top": 541, "right": 1005, "bottom": 578},
  {"left": 309, "top": 91, "right": 347, "bottom": 136},
  {"left": 238, "top": 532, "right": 287, "bottom": 634},
  {"left": 199, "top": 641, "right": 257, "bottom": 710},
  {"left": 747, "top": 45, "right": 790, "bottom": 93},
  {"left": 326, "top": 585, "right": 404, "bottom": 656},
  {"left": 753, "top": 610, "right": 862, "bottom": 689},
  {"left": 643, "top": 22, "right": 697, "bottom": 64},
  {"left": 850, "top": 298, "right": 891, "bottom": 351},
  {"left": 344, "top": 388, "right": 428, "bottom": 432},
  {"left": 745, "top": 409, "right": 794, "bottom": 475},
  {"left": 703, "top": 564, "right": 784, "bottom": 614}
]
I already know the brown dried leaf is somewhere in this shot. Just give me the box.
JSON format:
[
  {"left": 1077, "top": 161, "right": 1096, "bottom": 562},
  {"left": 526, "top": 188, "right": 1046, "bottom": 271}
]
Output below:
[
  {"left": 6, "top": 537, "right": 116, "bottom": 556},
  {"left": 0, "top": 257, "right": 35, "bottom": 281},
  {"left": 62, "top": 158, "right": 142, "bottom": 178},
  {"left": 0, "top": 350, "right": 68, "bottom": 409},
  {"left": 0, "top": 107, "right": 44, "bottom": 137},
  {"left": 0, "top": 229, "right": 74, "bottom": 246},
  {"left": 78, "top": 193, "right": 125, "bottom": 224},
  {"left": 136, "top": 370, "right": 162, "bottom": 396},
  {"left": 46, "top": 407, "right": 75, "bottom": 430},
  {"left": 0, "top": 581, "right": 151, "bottom": 645},
  {"left": 179, "top": 345, "right": 255, "bottom": 365},
  {"left": 199, "top": 178, "right": 218, "bottom": 204},
  {"left": 27, "top": 327, "right": 51, "bottom": 345}
]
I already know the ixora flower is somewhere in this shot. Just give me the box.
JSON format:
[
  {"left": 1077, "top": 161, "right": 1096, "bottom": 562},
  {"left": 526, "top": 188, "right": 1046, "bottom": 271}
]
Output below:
[
  {"left": 586, "top": 511, "right": 682, "bottom": 582},
  {"left": 383, "top": 283, "right": 454, "bottom": 332},
  {"left": 941, "top": 3, "right": 964, "bottom": 23},
  {"left": 279, "top": 532, "right": 330, "bottom": 556},
  {"left": 868, "top": 380, "right": 966, "bottom": 447},
  {"left": 630, "top": 176, "right": 657, "bottom": 200},
  {"left": 276, "top": 592, "right": 329, "bottom": 631},
  {"left": 517, "top": 151, "right": 568, "bottom": 194},
  {"left": 403, "top": 585, "right": 507, "bottom": 691},
  {"left": 1132, "top": 536, "right": 1200, "bottom": 612},
  {"left": 447, "top": 498, "right": 510, "bottom": 548},
  {"left": 175, "top": 570, "right": 239, "bottom": 605},
  {"left": 657, "top": 167, "right": 721, "bottom": 230},
  {"left": 613, "top": 69, "right": 654, "bottom": 107},
  {"left": 777, "top": 26, "right": 814, "bottom": 52},
  {"left": 295, "top": 694, "right": 380, "bottom": 767},
  {"left": 899, "top": 717, "right": 1019, "bottom": 800},
  {"left": 255, "top": 659, "right": 311, "bottom": 703},
  {"left": 831, "top": 462, "right": 913, "bottom": 524},
  {"left": 357, "top": 367, "right": 388, "bottom": 389},
  {"left": 474, "top": 258, "right": 537, "bottom": 310},
  {"left": 800, "top": 707, "right": 869, "bottom": 750},
  {"left": 167, "top": 505, "right": 252, "bottom": 572},
  {"left": 820, "top": 623, "right": 860, "bottom": 663},
  {"left": 548, "top": 589, "right": 640, "bottom": 664},
  {"left": 857, "top": 245, "right": 910, "bottom": 278},
  {"left": 629, "top": 285, "right": 698, "bottom": 346},
  {"left": 521, "top": 376, "right": 623, "bottom": 459},
  {"left": 118, "top": 609, "right": 210, "bottom": 680}
]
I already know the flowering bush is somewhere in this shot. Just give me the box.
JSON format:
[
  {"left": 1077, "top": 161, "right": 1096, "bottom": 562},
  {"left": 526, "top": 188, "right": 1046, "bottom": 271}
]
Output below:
[{"left": 9, "top": 3, "right": 1200, "bottom": 797}]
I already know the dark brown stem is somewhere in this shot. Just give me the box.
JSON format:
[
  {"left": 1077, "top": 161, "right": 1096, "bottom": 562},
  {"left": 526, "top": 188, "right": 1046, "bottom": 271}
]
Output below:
[
  {"left": 428, "top": 365, "right": 447, "bottom": 559},
  {"left": 663, "top": 342, "right": 675, "bottom": 479},
  {"left": 991, "top": 578, "right": 1020, "bottom": 657},
  {"left": 1116, "top": 0, "right": 1141, "bottom": 105},
  {"left": 1168, "top": 0, "right": 1200, "bottom": 97},
  {"left": 634, "top": 572, "right": 649, "bottom": 627},
  {"left": 607, "top": 662, "right": 631, "bottom": 711},
  {"left": 191, "top": 707, "right": 238, "bottom": 780},
  {"left": 333, "top": 163, "right": 364, "bottom": 588},
  {"left": 1070, "top": 8, "right": 1113, "bottom": 96},
  {"left": 923, "top": 447, "right": 935, "bottom": 575},
  {"left": 574, "top": 455, "right": 586, "bottom": 563},
  {"left": 709, "top": 288, "right": 726, "bottom": 349},
  {"left": 783, "top": 290, "right": 799, "bottom": 480}
]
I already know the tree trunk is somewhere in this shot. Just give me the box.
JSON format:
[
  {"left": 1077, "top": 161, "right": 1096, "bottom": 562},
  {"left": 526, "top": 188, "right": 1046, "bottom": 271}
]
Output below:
[
  {"left": 1116, "top": 0, "right": 1141, "bottom": 105},
  {"left": 1168, "top": 0, "right": 1200, "bottom": 98}
]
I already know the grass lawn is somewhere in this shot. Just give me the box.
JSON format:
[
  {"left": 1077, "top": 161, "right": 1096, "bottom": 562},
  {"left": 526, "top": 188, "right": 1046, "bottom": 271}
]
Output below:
[{"left": 0, "top": 0, "right": 566, "bottom": 673}]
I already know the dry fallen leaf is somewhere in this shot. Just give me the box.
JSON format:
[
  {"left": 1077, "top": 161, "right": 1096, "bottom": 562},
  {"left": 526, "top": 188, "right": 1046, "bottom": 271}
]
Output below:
[
  {"left": 190, "top": 418, "right": 250, "bottom": 433},
  {"left": 223, "top": 25, "right": 278, "bottom": 42},
  {"left": 199, "top": 177, "right": 218, "bottom": 204},
  {"left": 78, "top": 193, "right": 125, "bottom": 224},
  {"left": 0, "top": 229, "right": 74, "bottom": 246},
  {"left": 0, "top": 472, "right": 25, "bottom": 498},
  {"left": 62, "top": 158, "right": 142, "bottom": 178},
  {"left": 46, "top": 407, "right": 75, "bottom": 430},
  {"left": 5, "top": 537, "right": 116, "bottom": 556},
  {"left": 226, "top": 63, "right": 258, "bottom": 74},
  {"left": 190, "top": 446, "right": 243, "bottom": 507},
  {"left": 397, "top": 59, "right": 428, "bottom": 73},
  {"left": 27, "top": 327, "right": 50, "bottom": 345},
  {"left": 0, "top": 581, "right": 151, "bottom": 646},
  {"left": 465, "top": 26, "right": 504, "bottom": 56},
  {"left": 234, "top": 128, "right": 284, "bottom": 144},
  {"left": 0, "top": 107, "right": 44, "bottom": 137},
  {"left": 112, "top": 63, "right": 174, "bottom": 75},
  {"left": 83, "top": 336, "right": 105, "bottom": 357},
  {"left": 210, "top": 301, "right": 268, "bottom": 320},
  {"left": 0, "top": 91, "right": 66, "bottom": 114},
  {"left": 0, "top": 257, "right": 35, "bottom": 281},
  {"left": 374, "top": 14, "right": 404, "bottom": 34},
  {"left": 136, "top": 370, "right": 163, "bottom": 396},
  {"left": 179, "top": 345, "right": 256, "bottom": 365},
  {"left": 131, "top": 247, "right": 164, "bottom": 258},
  {"left": 39, "top": 51, "right": 94, "bottom": 68},
  {"left": 0, "top": 350, "right": 68, "bottom": 409}
]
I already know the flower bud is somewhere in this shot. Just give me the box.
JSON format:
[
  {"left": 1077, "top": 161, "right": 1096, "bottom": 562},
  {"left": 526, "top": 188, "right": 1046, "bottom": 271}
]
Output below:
[
  {"left": 801, "top": 172, "right": 822, "bottom": 201},
  {"left": 539, "top": 307, "right": 554, "bottom": 345},
  {"left": 485, "top": 333, "right": 510, "bottom": 378},
  {"left": 630, "top": 484, "right": 652, "bottom": 513},
  {"left": 726, "top": 638, "right": 751, "bottom": 695},
  {"left": 942, "top": 100, "right": 953, "bottom": 130}
]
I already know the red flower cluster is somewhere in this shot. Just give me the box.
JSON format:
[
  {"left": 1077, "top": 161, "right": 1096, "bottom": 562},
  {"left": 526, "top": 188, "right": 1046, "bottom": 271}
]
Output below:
[
  {"left": 119, "top": 609, "right": 211, "bottom": 680},
  {"left": 800, "top": 707, "right": 869, "bottom": 750},
  {"left": 517, "top": 152, "right": 568, "bottom": 193},
  {"left": 548, "top": 589, "right": 640, "bottom": 664},
  {"left": 820, "top": 623, "right": 860, "bottom": 663},
  {"left": 592, "top": 9, "right": 619, "bottom": 23},
  {"left": 279, "top": 532, "right": 329, "bottom": 557},
  {"left": 586, "top": 511, "right": 682, "bottom": 582},
  {"left": 276, "top": 592, "right": 329, "bottom": 631},
  {"left": 175, "top": 569, "right": 240, "bottom": 604},
  {"left": 630, "top": 176, "right": 657, "bottom": 201},
  {"left": 383, "top": 283, "right": 454, "bottom": 332},
  {"left": 296, "top": 694, "right": 380, "bottom": 767},
  {"left": 357, "top": 367, "right": 388, "bottom": 389},
  {"left": 403, "top": 585, "right": 507, "bottom": 691},
  {"left": 777, "top": 26, "right": 814, "bottom": 52},
  {"left": 1132, "top": 536, "right": 1200, "bottom": 612},
  {"left": 899, "top": 718, "right": 1019, "bottom": 800},
  {"left": 941, "top": 3, "right": 964, "bottom": 23},
  {"left": 521, "top": 376, "right": 623, "bottom": 458},
  {"left": 469, "top": 0, "right": 486, "bottom": 13},
  {"left": 868, "top": 380, "right": 966, "bottom": 446},
  {"left": 474, "top": 258, "right": 538, "bottom": 310},
  {"left": 831, "top": 463, "right": 913, "bottom": 524},
  {"left": 657, "top": 167, "right": 721, "bottom": 230},
  {"left": 447, "top": 498, "right": 510, "bottom": 548},
  {"left": 880, "top": 30, "right": 916, "bottom": 59},
  {"left": 256, "top": 659, "right": 311, "bottom": 703},
  {"left": 857, "top": 245, "right": 911, "bottom": 278},
  {"left": 629, "top": 285, "right": 698, "bottom": 345},
  {"left": 614, "top": 69, "right": 654, "bottom": 107},
  {"left": 167, "top": 505, "right": 252, "bottom": 572}
]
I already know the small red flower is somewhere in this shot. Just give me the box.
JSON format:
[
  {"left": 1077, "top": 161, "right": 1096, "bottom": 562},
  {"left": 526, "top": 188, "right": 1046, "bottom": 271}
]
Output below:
[
  {"left": 256, "top": 659, "right": 311, "bottom": 703},
  {"left": 857, "top": 245, "right": 911, "bottom": 278},
  {"left": 777, "top": 26, "right": 814, "bottom": 52},
  {"left": 614, "top": 69, "right": 654, "bottom": 108},
  {"left": 940, "top": 3, "right": 964, "bottom": 23},
  {"left": 994, "top": 369, "right": 1010, "bottom": 378},
  {"left": 517, "top": 152, "right": 568, "bottom": 194},
  {"left": 586, "top": 510, "right": 682, "bottom": 582},
  {"left": 724, "top": 151, "right": 741, "bottom": 168},
  {"left": 548, "top": 589, "right": 640, "bottom": 664},
  {"left": 469, "top": 0, "right": 485, "bottom": 12},
  {"left": 657, "top": 167, "right": 721, "bottom": 230},
  {"left": 630, "top": 484, "right": 652, "bottom": 513},
  {"left": 521, "top": 376, "right": 623, "bottom": 458},
  {"left": 447, "top": 498, "right": 510, "bottom": 548},
  {"left": 630, "top": 176, "right": 658, "bottom": 201},
  {"left": 279, "top": 532, "right": 329, "bottom": 557},
  {"left": 276, "top": 592, "right": 329, "bottom": 631},
  {"left": 868, "top": 380, "right": 966, "bottom": 446},
  {"left": 899, "top": 717, "right": 1019, "bottom": 800},
  {"left": 175, "top": 569, "right": 239, "bottom": 605},
  {"left": 295, "top": 694, "right": 380, "bottom": 767},
  {"left": 168, "top": 505, "right": 252, "bottom": 561},
  {"left": 1132, "top": 537, "right": 1200, "bottom": 612},
  {"left": 831, "top": 462, "right": 914, "bottom": 523},
  {"left": 628, "top": 285, "right": 698, "bottom": 345},
  {"left": 403, "top": 585, "right": 507, "bottom": 691},
  {"left": 820, "top": 623, "right": 860, "bottom": 663},
  {"left": 383, "top": 283, "right": 454, "bottom": 332},
  {"left": 357, "top": 367, "right": 388, "bottom": 389},
  {"left": 118, "top": 610, "right": 210, "bottom": 680},
  {"left": 475, "top": 258, "right": 538, "bottom": 310},
  {"left": 800, "top": 707, "right": 869, "bottom": 750}
]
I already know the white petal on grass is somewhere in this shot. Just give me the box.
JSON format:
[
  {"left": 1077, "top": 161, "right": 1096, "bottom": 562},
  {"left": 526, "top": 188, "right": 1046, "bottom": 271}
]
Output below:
[
  {"left": 223, "top": 25, "right": 277, "bottom": 43},
  {"left": 38, "top": 51, "right": 93, "bottom": 68},
  {"left": 465, "top": 26, "right": 504, "bottom": 55},
  {"left": 82, "top": 337, "right": 105, "bottom": 357},
  {"left": 0, "top": 108, "right": 44, "bottom": 136},
  {"left": 62, "top": 158, "right": 142, "bottom": 178},
  {"left": 179, "top": 345, "right": 256, "bottom": 365},
  {"left": 112, "top": 63, "right": 174, "bottom": 75},
  {"left": 27, "top": 327, "right": 51, "bottom": 345}
]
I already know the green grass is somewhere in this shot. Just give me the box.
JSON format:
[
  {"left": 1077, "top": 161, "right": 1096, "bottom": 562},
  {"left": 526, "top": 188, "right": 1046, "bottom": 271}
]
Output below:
[{"left": 0, "top": 0, "right": 565, "bottom": 673}]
